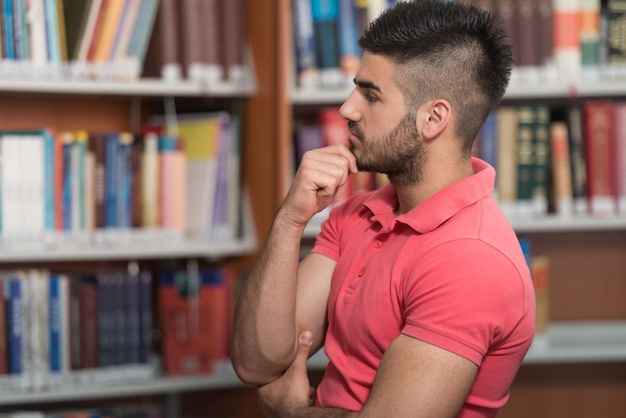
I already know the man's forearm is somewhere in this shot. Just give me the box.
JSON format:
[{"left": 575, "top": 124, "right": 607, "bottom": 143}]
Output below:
[{"left": 231, "top": 210, "right": 306, "bottom": 384}]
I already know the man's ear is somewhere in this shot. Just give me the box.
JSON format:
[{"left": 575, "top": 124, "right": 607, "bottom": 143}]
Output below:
[{"left": 419, "top": 99, "right": 451, "bottom": 140}]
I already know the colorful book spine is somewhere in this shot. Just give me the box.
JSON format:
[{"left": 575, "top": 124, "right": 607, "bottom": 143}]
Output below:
[{"left": 293, "top": 0, "right": 320, "bottom": 89}]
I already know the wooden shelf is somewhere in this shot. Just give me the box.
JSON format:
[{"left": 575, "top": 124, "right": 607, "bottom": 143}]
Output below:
[
  {"left": 0, "top": 366, "right": 243, "bottom": 406},
  {"left": 0, "top": 77, "right": 256, "bottom": 97}
]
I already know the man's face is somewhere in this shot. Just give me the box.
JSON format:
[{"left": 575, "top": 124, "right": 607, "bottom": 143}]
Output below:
[{"left": 339, "top": 53, "right": 427, "bottom": 185}]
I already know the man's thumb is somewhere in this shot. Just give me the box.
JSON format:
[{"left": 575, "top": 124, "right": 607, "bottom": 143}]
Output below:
[{"left": 297, "top": 330, "right": 314, "bottom": 360}]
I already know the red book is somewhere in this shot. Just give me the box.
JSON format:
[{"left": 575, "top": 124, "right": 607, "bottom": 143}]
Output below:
[
  {"left": 583, "top": 100, "right": 617, "bottom": 216},
  {"left": 159, "top": 269, "right": 217, "bottom": 376}
]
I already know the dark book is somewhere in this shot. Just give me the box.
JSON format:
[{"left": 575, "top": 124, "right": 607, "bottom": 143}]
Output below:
[
  {"left": 179, "top": 0, "right": 204, "bottom": 81},
  {"left": 566, "top": 104, "right": 589, "bottom": 215},
  {"left": 199, "top": 0, "right": 222, "bottom": 82},
  {"left": 516, "top": 0, "right": 540, "bottom": 77},
  {"left": 219, "top": 0, "right": 246, "bottom": 81},
  {"left": 79, "top": 275, "right": 98, "bottom": 369},
  {"left": 144, "top": 0, "right": 182, "bottom": 80}
]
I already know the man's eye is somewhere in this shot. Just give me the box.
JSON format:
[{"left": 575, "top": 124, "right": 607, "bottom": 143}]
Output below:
[{"left": 365, "top": 94, "right": 378, "bottom": 103}]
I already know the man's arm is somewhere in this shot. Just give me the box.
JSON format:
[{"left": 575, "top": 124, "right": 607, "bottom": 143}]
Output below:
[
  {"left": 260, "top": 333, "right": 478, "bottom": 418},
  {"left": 231, "top": 145, "right": 357, "bottom": 385}
]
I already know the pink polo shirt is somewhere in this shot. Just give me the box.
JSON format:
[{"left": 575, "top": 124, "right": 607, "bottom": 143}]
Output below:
[{"left": 311, "top": 158, "right": 535, "bottom": 417}]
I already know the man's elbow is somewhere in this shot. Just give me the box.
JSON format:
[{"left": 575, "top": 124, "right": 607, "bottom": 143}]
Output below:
[{"left": 231, "top": 354, "right": 281, "bottom": 386}]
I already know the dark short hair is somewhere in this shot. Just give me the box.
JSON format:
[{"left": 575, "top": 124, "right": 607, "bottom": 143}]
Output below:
[{"left": 359, "top": 0, "right": 512, "bottom": 154}]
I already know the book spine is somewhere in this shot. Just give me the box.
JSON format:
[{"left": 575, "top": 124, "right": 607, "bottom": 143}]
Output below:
[
  {"left": 583, "top": 100, "right": 617, "bottom": 216},
  {"left": 566, "top": 104, "right": 588, "bottom": 215},
  {"left": 549, "top": 121, "right": 574, "bottom": 216},
  {"left": 293, "top": 0, "right": 319, "bottom": 89},
  {"left": 311, "top": 0, "right": 343, "bottom": 87},
  {"left": 553, "top": 0, "right": 582, "bottom": 80},
  {"left": 612, "top": 102, "right": 626, "bottom": 214}
]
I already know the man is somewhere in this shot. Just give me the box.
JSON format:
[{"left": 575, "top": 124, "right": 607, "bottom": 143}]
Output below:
[{"left": 232, "top": 1, "right": 535, "bottom": 417}]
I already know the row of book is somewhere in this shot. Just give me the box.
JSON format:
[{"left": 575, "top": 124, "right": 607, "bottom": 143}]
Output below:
[
  {"left": 143, "top": 0, "right": 248, "bottom": 84},
  {"left": 476, "top": 101, "right": 626, "bottom": 219},
  {"left": 0, "top": 0, "right": 159, "bottom": 80},
  {"left": 293, "top": 0, "right": 626, "bottom": 90},
  {"left": 0, "top": 264, "right": 242, "bottom": 394},
  {"left": 0, "top": 268, "right": 154, "bottom": 393},
  {"left": 0, "top": 111, "right": 241, "bottom": 247},
  {"left": 466, "top": 0, "right": 626, "bottom": 81},
  {"left": 0, "top": 0, "right": 248, "bottom": 83}
]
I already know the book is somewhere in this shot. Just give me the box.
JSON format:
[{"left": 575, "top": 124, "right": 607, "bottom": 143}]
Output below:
[
  {"left": 159, "top": 134, "right": 187, "bottom": 234},
  {"left": 311, "top": 0, "right": 343, "bottom": 87},
  {"left": 495, "top": 106, "right": 518, "bottom": 216},
  {"left": 219, "top": 0, "right": 246, "bottom": 82},
  {"left": 583, "top": 100, "right": 616, "bottom": 216},
  {"left": 532, "top": 105, "right": 551, "bottom": 215},
  {"left": 159, "top": 268, "right": 215, "bottom": 376},
  {"left": 494, "top": 0, "right": 518, "bottom": 69},
  {"left": 552, "top": 0, "right": 581, "bottom": 81},
  {"left": 138, "top": 270, "right": 152, "bottom": 364},
  {"left": 147, "top": 0, "right": 181, "bottom": 80},
  {"left": 198, "top": 0, "right": 222, "bottom": 83},
  {"left": 580, "top": 0, "right": 601, "bottom": 76},
  {"left": 293, "top": 0, "right": 320, "bottom": 89},
  {"left": 612, "top": 102, "right": 626, "bottom": 215},
  {"left": 338, "top": 0, "right": 361, "bottom": 83},
  {"left": 73, "top": 0, "right": 105, "bottom": 78},
  {"left": 606, "top": 0, "right": 626, "bottom": 71},
  {"left": 121, "top": 0, "right": 159, "bottom": 79},
  {"left": 515, "top": 105, "right": 535, "bottom": 216},
  {"left": 516, "top": 0, "right": 540, "bottom": 80},
  {"left": 566, "top": 104, "right": 588, "bottom": 215},
  {"left": 140, "top": 132, "right": 160, "bottom": 228},
  {"left": 179, "top": 0, "right": 204, "bottom": 81},
  {"left": 110, "top": 0, "right": 141, "bottom": 74},
  {"left": 537, "top": 0, "right": 555, "bottom": 78},
  {"left": 549, "top": 121, "right": 574, "bottom": 216}
]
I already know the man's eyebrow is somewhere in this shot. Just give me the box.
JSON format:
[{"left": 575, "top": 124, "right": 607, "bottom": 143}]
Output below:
[{"left": 353, "top": 78, "right": 382, "bottom": 93}]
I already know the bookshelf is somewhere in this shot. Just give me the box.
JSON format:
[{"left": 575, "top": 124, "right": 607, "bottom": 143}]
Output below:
[{"left": 0, "top": 1, "right": 273, "bottom": 417}]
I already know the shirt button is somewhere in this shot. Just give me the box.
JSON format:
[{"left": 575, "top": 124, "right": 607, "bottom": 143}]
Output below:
[
  {"left": 374, "top": 240, "right": 382, "bottom": 248},
  {"left": 357, "top": 268, "right": 365, "bottom": 277}
]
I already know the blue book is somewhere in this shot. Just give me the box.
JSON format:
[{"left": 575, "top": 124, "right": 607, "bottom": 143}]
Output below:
[
  {"left": 138, "top": 271, "right": 152, "bottom": 364},
  {"left": 43, "top": 0, "right": 60, "bottom": 62},
  {"left": 8, "top": 276, "right": 22, "bottom": 375},
  {"left": 338, "top": 0, "right": 361, "bottom": 81},
  {"left": 116, "top": 133, "right": 134, "bottom": 230},
  {"left": 3, "top": 0, "right": 14, "bottom": 60},
  {"left": 62, "top": 134, "right": 74, "bottom": 231},
  {"left": 105, "top": 133, "right": 120, "bottom": 228},
  {"left": 311, "top": 0, "right": 343, "bottom": 86},
  {"left": 48, "top": 274, "right": 61, "bottom": 372},
  {"left": 42, "top": 129, "right": 55, "bottom": 232},
  {"left": 293, "top": 0, "right": 320, "bottom": 89},
  {"left": 478, "top": 112, "right": 498, "bottom": 173}
]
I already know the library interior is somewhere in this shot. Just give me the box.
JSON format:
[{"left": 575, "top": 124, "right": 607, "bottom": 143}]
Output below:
[{"left": 0, "top": 0, "right": 623, "bottom": 417}]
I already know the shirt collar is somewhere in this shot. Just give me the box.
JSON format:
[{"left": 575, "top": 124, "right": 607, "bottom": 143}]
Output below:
[{"left": 363, "top": 158, "right": 495, "bottom": 233}]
